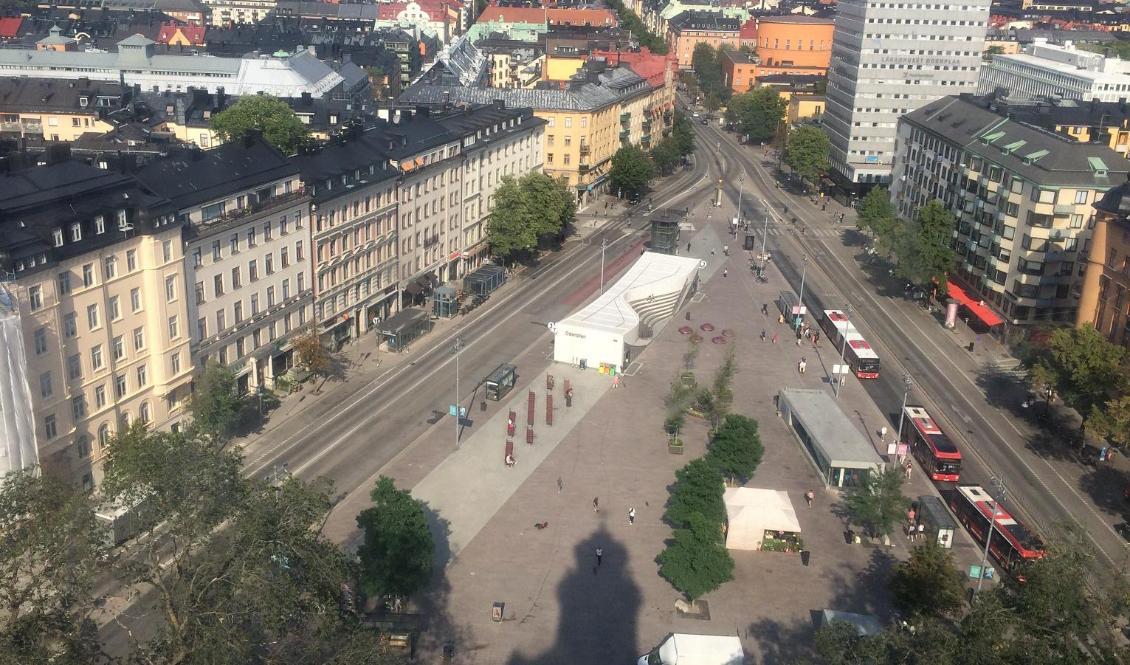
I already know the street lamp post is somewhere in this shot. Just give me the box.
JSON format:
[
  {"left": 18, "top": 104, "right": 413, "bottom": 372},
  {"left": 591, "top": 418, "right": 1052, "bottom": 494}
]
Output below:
[
  {"left": 758, "top": 209, "right": 771, "bottom": 277},
  {"left": 893, "top": 373, "right": 913, "bottom": 455},
  {"left": 453, "top": 337, "right": 464, "bottom": 448},
  {"left": 834, "top": 304, "right": 853, "bottom": 398},
  {"left": 373, "top": 317, "right": 382, "bottom": 363},
  {"left": 975, "top": 477, "right": 1007, "bottom": 597},
  {"left": 737, "top": 176, "right": 744, "bottom": 226},
  {"left": 795, "top": 255, "right": 808, "bottom": 331},
  {"left": 599, "top": 237, "right": 608, "bottom": 295}
]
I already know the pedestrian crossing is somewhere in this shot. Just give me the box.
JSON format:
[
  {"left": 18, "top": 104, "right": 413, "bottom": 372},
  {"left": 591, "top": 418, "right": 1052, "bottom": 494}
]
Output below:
[{"left": 743, "top": 225, "right": 848, "bottom": 238}]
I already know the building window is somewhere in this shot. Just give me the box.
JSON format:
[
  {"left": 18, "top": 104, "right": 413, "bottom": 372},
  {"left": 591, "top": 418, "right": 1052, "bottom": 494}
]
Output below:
[
  {"left": 28, "top": 286, "right": 42, "bottom": 311},
  {"left": 136, "top": 364, "right": 147, "bottom": 388},
  {"left": 216, "top": 309, "right": 225, "bottom": 332},
  {"left": 39, "top": 372, "right": 52, "bottom": 398},
  {"left": 281, "top": 247, "right": 289, "bottom": 268},
  {"left": 202, "top": 202, "right": 226, "bottom": 221},
  {"left": 126, "top": 249, "right": 137, "bottom": 271},
  {"left": 77, "top": 435, "right": 91, "bottom": 459},
  {"left": 168, "top": 315, "right": 179, "bottom": 340},
  {"left": 170, "top": 351, "right": 181, "bottom": 374},
  {"left": 267, "top": 286, "right": 275, "bottom": 308},
  {"left": 282, "top": 279, "right": 290, "bottom": 300},
  {"left": 98, "top": 424, "right": 110, "bottom": 448},
  {"left": 86, "top": 304, "right": 100, "bottom": 330},
  {"left": 265, "top": 254, "right": 274, "bottom": 275},
  {"left": 263, "top": 221, "right": 272, "bottom": 241},
  {"left": 247, "top": 228, "right": 257, "bottom": 247},
  {"left": 94, "top": 216, "right": 105, "bottom": 235},
  {"left": 72, "top": 395, "right": 87, "bottom": 420},
  {"left": 251, "top": 294, "right": 259, "bottom": 315},
  {"left": 213, "top": 274, "right": 224, "bottom": 297},
  {"left": 57, "top": 271, "right": 71, "bottom": 295},
  {"left": 95, "top": 384, "right": 106, "bottom": 408},
  {"left": 139, "top": 401, "right": 150, "bottom": 424},
  {"left": 67, "top": 354, "right": 82, "bottom": 381},
  {"left": 44, "top": 414, "right": 57, "bottom": 439},
  {"left": 166, "top": 275, "right": 178, "bottom": 302},
  {"left": 230, "top": 234, "right": 240, "bottom": 253},
  {"left": 296, "top": 241, "right": 304, "bottom": 261},
  {"left": 114, "top": 374, "right": 127, "bottom": 398},
  {"left": 249, "top": 260, "right": 258, "bottom": 281},
  {"left": 1075, "top": 190, "right": 1089, "bottom": 204},
  {"left": 212, "top": 240, "right": 222, "bottom": 261},
  {"left": 109, "top": 296, "right": 120, "bottom": 321},
  {"left": 195, "top": 281, "right": 206, "bottom": 305},
  {"left": 103, "top": 256, "right": 117, "bottom": 279},
  {"left": 70, "top": 223, "right": 82, "bottom": 242},
  {"left": 231, "top": 267, "right": 242, "bottom": 289},
  {"left": 130, "top": 288, "right": 142, "bottom": 312},
  {"left": 197, "top": 318, "right": 207, "bottom": 339},
  {"left": 91, "top": 345, "right": 103, "bottom": 370},
  {"left": 82, "top": 264, "right": 94, "bottom": 287},
  {"left": 233, "top": 300, "right": 243, "bottom": 323},
  {"left": 112, "top": 335, "right": 125, "bottom": 361},
  {"left": 52, "top": 228, "right": 64, "bottom": 247},
  {"left": 33, "top": 328, "right": 47, "bottom": 355},
  {"left": 64, "top": 312, "right": 76, "bottom": 338}
]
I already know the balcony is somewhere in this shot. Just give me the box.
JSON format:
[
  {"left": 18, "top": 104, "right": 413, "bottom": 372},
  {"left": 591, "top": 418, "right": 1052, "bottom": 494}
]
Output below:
[
  {"left": 620, "top": 112, "right": 630, "bottom": 125},
  {"left": 197, "top": 187, "right": 308, "bottom": 233},
  {"left": 579, "top": 143, "right": 590, "bottom": 156},
  {"left": 642, "top": 119, "right": 652, "bottom": 129},
  {"left": 1, "top": 120, "right": 41, "bottom": 134}
]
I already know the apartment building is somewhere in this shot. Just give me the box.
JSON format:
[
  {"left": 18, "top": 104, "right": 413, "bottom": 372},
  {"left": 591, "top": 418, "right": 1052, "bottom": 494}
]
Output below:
[
  {"left": 824, "top": 0, "right": 991, "bottom": 187},
  {"left": 1077, "top": 180, "right": 1130, "bottom": 347},
  {"left": 0, "top": 162, "right": 193, "bottom": 488},
  {"left": 979, "top": 94, "right": 1130, "bottom": 159},
  {"left": 0, "top": 77, "right": 128, "bottom": 142},
  {"left": 979, "top": 39, "right": 1130, "bottom": 103},
  {"left": 668, "top": 12, "right": 741, "bottom": 70},
  {"left": 891, "top": 95, "right": 1127, "bottom": 325},
  {"left": 135, "top": 135, "right": 314, "bottom": 391},
  {"left": 294, "top": 132, "right": 400, "bottom": 349},
  {"left": 202, "top": 0, "right": 278, "bottom": 26}
]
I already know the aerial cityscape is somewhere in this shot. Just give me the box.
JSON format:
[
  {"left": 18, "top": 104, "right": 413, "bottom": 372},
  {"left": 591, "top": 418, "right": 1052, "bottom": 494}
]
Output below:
[{"left": 2, "top": 0, "right": 1130, "bottom": 662}]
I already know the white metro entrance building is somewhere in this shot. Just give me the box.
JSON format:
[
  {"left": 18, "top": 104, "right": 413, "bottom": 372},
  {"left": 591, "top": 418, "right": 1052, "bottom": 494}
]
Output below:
[{"left": 552, "top": 251, "right": 700, "bottom": 370}]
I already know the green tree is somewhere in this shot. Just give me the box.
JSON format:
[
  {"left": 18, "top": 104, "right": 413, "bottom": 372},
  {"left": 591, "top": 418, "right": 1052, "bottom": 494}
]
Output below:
[
  {"left": 190, "top": 361, "right": 243, "bottom": 440},
  {"left": 355, "top": 476, "right": 434, "bottom": 600},
  {"left": 784, "top": 125, "right": 831, "bottom": 192},
  {"left": 843, "top": 465, "right": 907, "bottom": 537},
  {"left": 692, "top": 44, "right": 726, "bottom": 105},
  {"left": 726, "top": 88, "right": 787, "bottom": 144},
  {"left": 294, "top": 327, "right": 335, "bottom": 382},
  {"left": 856, "top": 186, "right": 902, "bottom": 257},
  {"left": 656, "top": 512, "right": 734, "bottom": 600},
  {"left": 706, "top": 346, "right": 737, "bottom": 428},
  {"left": 650, "top": 137, "right": 682, "bottom": 175},
  {"left": 706, "top": 414, "right": 764, "bottom": 485},
  {"left": 0, "top": 470, "right": 108, "bottom": 665},
  {"left": 487, "top": 172, "right": 574, "bottom": 261},
  {"left": 890, "top": 541, "right": 966, "bottom": 618},
  {"left": 895, "top": 200, "right": 956, "bottom": 288},
  {"left": 1087, "top": 395, "right": 1130, "bottom": 451},
  {"left": 610, "top": 145, "right": 655, "bottom": 199},
  {"left": 210, "top": 95, "right": 310, "bottom": 154},
  {"left": 664, "top": 457, "right": 726, "bottom": 528},
  {"left": 671, "top": 111, "right": 696, "bottom": 156},
  {"left": 602, "top": 0, "right": 667, "bottom": 54},
  {"left": 985, "top": 45, "right": 1006, "bottom": 56},
  {"left": 1027, "top": 325, "right": 1127, "bottom": 421}
]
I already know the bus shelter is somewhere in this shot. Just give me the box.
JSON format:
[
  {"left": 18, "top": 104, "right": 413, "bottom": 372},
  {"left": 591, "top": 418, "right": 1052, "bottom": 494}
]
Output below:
[
  {"left": 433, "top": 286, "right": 458, "bottom": 318},
  {"left": 483, "top": 363, "right": 518, "bottom": 401},
  {"left": 778, "top": 388, "right": 883, "bottom": 488},
  {"left": 379, "top": 308, "right": 432, "bottom": 352},
  {"left": 917, "top": 495, "right": 957, "bottom": 549},
  {"left": 463, "top": 264, "right": 506, "bottom": 297}
]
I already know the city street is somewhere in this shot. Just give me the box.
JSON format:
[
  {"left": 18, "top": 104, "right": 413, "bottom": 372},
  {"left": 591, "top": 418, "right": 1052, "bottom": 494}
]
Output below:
[{"left": 696, "top": 118, "right": 1130, "bottom": 575}]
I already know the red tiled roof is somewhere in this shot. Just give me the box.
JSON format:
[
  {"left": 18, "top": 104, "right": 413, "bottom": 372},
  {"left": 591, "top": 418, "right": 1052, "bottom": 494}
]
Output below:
[
  {"left": 593, "top": 47, "right": 673, "bottom": 88},
  {"left": 739, "top": 18, "right": 757, "bottom": 40},
  {"left": 478, "top": 2, "right": 616, "bottom": 26},
  {"left": 0, "top": 17, "right": 22, "bottom": 39},
  {"left": 379, "top": 0, "right": 453, "bottom": 22},
  {"left": 156, "top": 22, "right": 205, "bottom": 44}
]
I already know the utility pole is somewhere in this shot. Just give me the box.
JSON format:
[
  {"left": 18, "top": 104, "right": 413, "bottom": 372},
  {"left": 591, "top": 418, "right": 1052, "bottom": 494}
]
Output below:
[
  {"left": 599, "top": 237, "right": 608, "bottom": 295},
  {"left": 737, "top": 175, "right": 744, "bottom": 225},
  {"left": 453, "top": 337, "right": 463, "bottom": 448},
  {"left": 758, "top": 205, "right": 770, "bottom": 277},
  {"left": 795, "top": 255, "right": 808, "bottom": 330},
  {"left": 974, "top": 477, "right": 1007, "bottom": 597},
  {"left": 893, "top": 373, "right": 913, "bottom": 453},
  {"left": 834, "top": 304, "right": 853, "bottom": 398}
]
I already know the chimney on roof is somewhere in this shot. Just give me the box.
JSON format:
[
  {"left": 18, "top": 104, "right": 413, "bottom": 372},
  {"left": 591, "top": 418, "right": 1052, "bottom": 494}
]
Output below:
[
  {"left": 493, "top": 98, "right": 505, "bottom": 109},
  {"left": 244, "top": 128, "right": 262, "bottom": 147},
  {"left": 217, "top": 86, "right": 226, "bottom": 109},
  {"left": 301, "top": 91, "right": 312, "bottom": 107},
  {"left": 44, "top": 143, "right": 71, "bottom": 166},
  {"left": 1092, "top": 98, "right": 1099, "bottom": 112}
]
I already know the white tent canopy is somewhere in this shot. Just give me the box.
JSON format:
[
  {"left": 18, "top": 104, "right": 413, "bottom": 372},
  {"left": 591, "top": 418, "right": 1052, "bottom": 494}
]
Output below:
[{"left": 724, "top": 488, "right": 802, "bottom": 551}]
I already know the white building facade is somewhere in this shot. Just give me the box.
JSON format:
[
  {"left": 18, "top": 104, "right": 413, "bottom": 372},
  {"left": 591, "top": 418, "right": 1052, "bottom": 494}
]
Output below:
[
  {"left": 978, "top": 39, "right": 1130, "bottom": 103},
  {"left": 824, "top": 0, "right": 991, "bottom": 185}
]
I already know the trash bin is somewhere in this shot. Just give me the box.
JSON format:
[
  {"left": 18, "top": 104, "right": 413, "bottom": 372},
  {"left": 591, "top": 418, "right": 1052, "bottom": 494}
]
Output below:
[
  {"left": 967, "top": 342, "right": 975, "bottom": 352},
  {"left": 801, "top": 550, "right": 811, "bottom": 567},
  {"left": 480, "top": 400, "right": 487, "bottom": 412}
]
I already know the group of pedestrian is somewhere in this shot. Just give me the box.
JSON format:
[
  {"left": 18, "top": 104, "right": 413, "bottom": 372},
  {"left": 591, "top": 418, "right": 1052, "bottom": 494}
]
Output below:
[{"left": 905, "top": 504, "right": 926, "bottom": 541}]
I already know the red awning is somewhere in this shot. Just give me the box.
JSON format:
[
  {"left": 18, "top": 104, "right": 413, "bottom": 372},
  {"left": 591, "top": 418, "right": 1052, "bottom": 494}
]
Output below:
[{"left": 946, "top": 282, "right": 1004, "bottom": 327}]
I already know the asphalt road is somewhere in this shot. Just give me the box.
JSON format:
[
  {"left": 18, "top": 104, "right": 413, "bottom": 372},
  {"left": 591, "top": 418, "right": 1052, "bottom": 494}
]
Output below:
[
  {"left": 698, "top": 118, "right": 1129, "bottom": 577},
  {"left": 99, "top": 138, "right": 724, "bottom": 655}
]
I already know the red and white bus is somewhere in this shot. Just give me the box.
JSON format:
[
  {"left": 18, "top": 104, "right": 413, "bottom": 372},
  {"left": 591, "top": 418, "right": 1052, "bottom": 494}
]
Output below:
[
  {"left": 948, "top": 485, "right": 1045, "bottom": 576},
  {"left": 820, "top": 310, "right": 881, "bottom": 379},
  {"left": 901, "top": 405, "right": 962, "bottom": 482}
]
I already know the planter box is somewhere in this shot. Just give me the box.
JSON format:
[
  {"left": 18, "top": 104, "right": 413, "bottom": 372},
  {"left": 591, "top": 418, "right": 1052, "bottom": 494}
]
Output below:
[{"left": 668, "top": 440, "right": 685, "bottom": 455}]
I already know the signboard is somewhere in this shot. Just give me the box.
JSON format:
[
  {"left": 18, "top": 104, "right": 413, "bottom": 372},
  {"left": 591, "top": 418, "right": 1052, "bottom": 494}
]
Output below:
[
  {"left": 832, "top": 364, "right": 849, "bottom": 375},
  {"left": 887, "top": 443, "right": 898, "bottom": 456},
  {"left": 896, "top": 443, "right": 908, "bottom": 458},
  {"left": 791, "top": 306, "right": 807, "bottom": 315}
]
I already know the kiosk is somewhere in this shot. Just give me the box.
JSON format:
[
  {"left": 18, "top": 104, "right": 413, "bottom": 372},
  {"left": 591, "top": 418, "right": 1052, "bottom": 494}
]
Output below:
[
  {"left": 484, "top": 363, "right": 518, "bottom": 401},
  {"left": 378, "top": 308, "right": 433, "bottom": 352},
  {"left": 916, "top": 495, "right": 957, "bottom": 549}
]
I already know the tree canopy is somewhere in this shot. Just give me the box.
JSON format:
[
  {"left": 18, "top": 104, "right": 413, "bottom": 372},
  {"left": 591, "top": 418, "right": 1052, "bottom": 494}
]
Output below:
[
  {"left": 692, "top": 44, "right": 728, "bottom": 108},
  {"left": 664, "top": 457, "right": 726, "bottom": 528},
  {"left": 842, "top": 465, "right": 908, "bottom": 537},
  {"left": 657, "top": 511, "right": 734, "bottom": 600},
  {"left": 294, "top": 328, "right": 335, "bottom": 381},
  {"left": 784, "top": 126, "right": 831, "bottom": 191},
  {"left": 650, "top": 137, "right": 682, "bottom": 175},
  {"left": 856, "top": 186, "right": 902, "bottom": 257},
  {"left": 889, "top": 541, "right": 966, "bottom": 618},
  {"left": 894, "top": 200, "right": 956, "bottom": 288},
  {"left": 1027, "top": 324, "right": 1127, "bottom": 421},
  {"left": 706, "top": 414, "right": 764, "bottom": 485},
  {"left": 726, "top": 88, "right": 788, "bottom": 144},
  {"left": 487, "top": 172, "right": 574, "bottom": 261},
  {"left": 210, "top": 95, "right": 310, "bottom": 155},
  {"left": 671, "top": 111, "right": 696, "bottom": 157},
  {"left": 190, "top": 361, "right": 243, "bottom": 441},
  {"left": 610, "top": 145, "right": 655, "bottom": 199},
  {"left": 355, "top": 476, "right": 435, "bottom": 600}
]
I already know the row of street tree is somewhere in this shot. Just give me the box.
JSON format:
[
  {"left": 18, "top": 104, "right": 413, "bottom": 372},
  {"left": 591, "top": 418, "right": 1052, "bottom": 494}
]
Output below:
[
  {"left": 0, "top": 333, "right": 434, "bottom": 664},
  {"left": 607, "top": 111, "right": 697, "bottom": 201},
  {"left": 857, "top": 189, "right": 957, "bottom": 290}
]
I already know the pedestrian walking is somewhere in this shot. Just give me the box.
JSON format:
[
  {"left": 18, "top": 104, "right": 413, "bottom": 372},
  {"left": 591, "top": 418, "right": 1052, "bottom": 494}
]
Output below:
[
  {"left": 711, "top": 248, "right": 716, "bottom": 256},
  {"left": 778, "top": 313, "right": 785, "bottom": 325},
  {"left": 771, "top": 333, "right": 779, "bottom": 344},
  {"left": 761, "top": 303, "right": 769, "bottom": 316},
  {"left": 798, "top": 358, "right": 807, "bottom": 374},
  {"left": 557, "top": 476, "right": 563, "bottom": 493},
  {"left": 812, "top": 333, "right": 820, "bottom": 347},
  {"left": 904, "top": 461, "right": 913, "bottom": 479},
  {"left": 687, "top": 242, "right": 692, "bottom": 252},
  {"left": 595, "top": 547, "right": 603, "bottom": 566},
  {"left": 796, "top": 336, "right": 802, "bottom": 347},
  {"left": 628, "top": 507, "right": 636, "bottom": 525},
  {"left": 593, "top": 497, "right": 599, "bottom": 512},
  {"left": 879, "top": 426, "right": 888, "bottom": 441},
  {"left": 723, "top": 269, "right": 728, "bottom": 278},
  {"left": 612, "top": 375, "right": 619, "bottom": 389},
  {"left": 805, "top": 489, "right": 815, "bottom": 507},
  {"left": 760, "top": 330, "right": 767, "bottom": 342},
  {"left": 917, "top": 523, "right": 925, "bottom": 541}
]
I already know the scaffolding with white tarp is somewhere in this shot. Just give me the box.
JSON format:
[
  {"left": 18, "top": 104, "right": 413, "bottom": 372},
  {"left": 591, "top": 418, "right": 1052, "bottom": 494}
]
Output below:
[{"left": 0, "top": 283, "right": 38, "bottom": 476}]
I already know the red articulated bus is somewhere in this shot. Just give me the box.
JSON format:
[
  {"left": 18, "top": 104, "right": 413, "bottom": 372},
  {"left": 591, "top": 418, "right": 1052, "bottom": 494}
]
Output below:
[
  {"left": 949, "top": 485, "right": 1045, "bottom": 576},
  {"left": 901, "top": 405, "right": 962, "bottom": 482},
  {"left": 820, "top": 310, "right": 881, "bottom": 379}
]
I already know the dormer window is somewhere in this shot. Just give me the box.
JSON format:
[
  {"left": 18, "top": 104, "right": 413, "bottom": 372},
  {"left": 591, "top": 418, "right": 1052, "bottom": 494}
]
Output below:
[
  {"left": 116, "top": 210, "right": 128, "bottom": 228},
  {"left": 94, "top": 215, "right": 105, "bottom": 234},
  {"left": 53, "top": 229, "right": 64, "bottom": 247},
  {"left": 70, "top": 223, "right": 82, "bottom": 242}
]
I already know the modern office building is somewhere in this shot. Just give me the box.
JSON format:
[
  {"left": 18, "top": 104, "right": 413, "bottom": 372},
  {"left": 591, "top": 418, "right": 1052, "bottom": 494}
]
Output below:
[
  {"left": 824, "top": 0, "right": 991, "bottom": 187},
  {"left": 135, "top": 136, "right": 315, "bottom": 390},
  {"left": 891, "top": 94, "right": 1127, "bottom": 325},
  {"left": 0, "top": 162, "right": 194, "bottom": 489},
  {"left": 978, "top": 39, "right": 1130, "bottom": 103}
]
